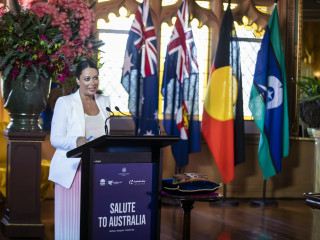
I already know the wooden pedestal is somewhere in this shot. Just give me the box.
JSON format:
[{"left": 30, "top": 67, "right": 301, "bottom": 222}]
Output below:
[
  {"left": 0, "top": 130, "right": 46, "bottom": 238},
  {"left": 314, "top": 137, "right": 320, "bottom": 193}
]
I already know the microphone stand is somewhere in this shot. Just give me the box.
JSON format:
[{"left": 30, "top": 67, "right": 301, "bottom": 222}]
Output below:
[
  {"left": 105, "top": 107, "right": 114, "bottom": 135},
  {"left": 115, "top": 106, "right": 161, "bottom": 136}
]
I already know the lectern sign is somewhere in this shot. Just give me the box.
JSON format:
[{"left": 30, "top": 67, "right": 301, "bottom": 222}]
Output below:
[
  {"left": 91, "top": 163, "right": 155, "bottom": 239},
  {"left": 66, "top": 135, "right": 179, "bottom": 240}
]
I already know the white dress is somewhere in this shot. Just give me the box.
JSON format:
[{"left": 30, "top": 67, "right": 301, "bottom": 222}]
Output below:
[{"left": 54, "top": 112, "right": 105, "bottom": 240}]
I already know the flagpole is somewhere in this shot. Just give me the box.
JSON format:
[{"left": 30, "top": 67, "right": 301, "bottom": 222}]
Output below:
[{"left": 250, "top": 179, "right": 278, "bottom": 207}]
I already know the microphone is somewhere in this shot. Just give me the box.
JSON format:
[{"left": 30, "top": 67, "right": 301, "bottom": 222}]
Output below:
[
  {"left": 105, "top": 107, "right": 114, "bottom": 135},
  {"left": 115, "top": 106, "right": 161, "bottom": 136}
]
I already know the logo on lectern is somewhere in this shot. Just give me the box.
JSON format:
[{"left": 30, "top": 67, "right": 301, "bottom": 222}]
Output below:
[
  {"left": 128, "top": 179, "right": 146, "bottom": 186},
  {"left": 106, "top": 180, "right": 123, "bottom": 186},
  {"left": 118, "top": 166, "right": 130, "bottom": 176},
  {"left": 100, "top": 179, "right": 106, "bottom": 186}
]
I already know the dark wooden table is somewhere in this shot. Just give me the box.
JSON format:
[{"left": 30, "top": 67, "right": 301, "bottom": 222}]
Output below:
[
  {"left": 304, "top": 192, "right": 320, "bottom": 209},
  {"left": 161, "top": 191, "right": 223, "bottom": 240}
]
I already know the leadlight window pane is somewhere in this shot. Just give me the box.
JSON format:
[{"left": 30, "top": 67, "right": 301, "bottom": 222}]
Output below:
[
  {"left": 235, "top": 22, "right": 263, "bottom": 119},
  {"left": 98, "top": 32, "right": 129, "bottom": 113},
  {"left": 97, "top": 8, "right": 134, "bottom": 30},
  {"left": 196, "top": 1, "right": 210, "bottom": 9},
  {"left": 238, "top": 40, "right": 261, "bottom": 118},
  {"left": 163, "top": 0, "right": 210, "bottom": 8},
  {"left": 162, "top": 0, "right": 178, "bottom": 6},
  {"left": 97, "top": 12, "right": 135, "bottom": 113},
  {"left": 223, "top": 3, "right": 238, "bottom": 10},
  {"left": 191, "top": 20, "right": 209, "bottom": 119}
]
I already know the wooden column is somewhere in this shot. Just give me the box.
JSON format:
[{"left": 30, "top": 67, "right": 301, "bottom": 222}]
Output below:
[
  {"left": 314, "top": 137, "right": 320, "bottom": 193},
  {"left": 1, "top": 130, "right": 46, "bottom": 238}
]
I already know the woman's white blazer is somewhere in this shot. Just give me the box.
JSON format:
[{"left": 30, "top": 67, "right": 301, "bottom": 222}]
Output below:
[{"left": 48, "top": 90, "right": 110, "bottom": 189}]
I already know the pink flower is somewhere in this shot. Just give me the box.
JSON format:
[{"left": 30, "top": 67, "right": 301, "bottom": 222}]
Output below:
[
  {"left": 57, "top": 74, "right": 66, "bottom": 83},
  {"left": 11, "top": 68, "right": 19, "bottom": 79},
  {"left": 0, "top": 3, "right": 6, "bottom": 17},
  {"left": 47, "top": 0, "right": 58, "bottom": 4},
  {"left": 38, "top": 52, "right": 46, "bottom": 61},
  {"left": 41, "top": 35, "right": 47, "bottom": 41},
  {"left": 19, "top": 0, "right": 41, "bottom": 9},
  {"left": 48, "top": 65, "right": 56, "bottom": 71},
  {"left": 26, "top": 61, "right": 33, "bottom": 68}
]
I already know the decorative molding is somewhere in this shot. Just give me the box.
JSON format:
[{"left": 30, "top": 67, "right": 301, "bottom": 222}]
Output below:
[
  {"left": 95, "top": 0, "right": 139, "bottom": 23},
  {"left": 159, "top": 0, "right": 218, "bottom": 28},
  {"left": 232, "top": 0, "right": 270, "bottom": 31}
]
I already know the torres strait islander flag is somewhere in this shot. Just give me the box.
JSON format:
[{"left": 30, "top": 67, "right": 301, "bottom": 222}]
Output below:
[
  {"left": 202, "top": 5, "right": 245, "bottom": 184},
  {"left": 249, "top": 4, "right": 289, "bottom": 179}
]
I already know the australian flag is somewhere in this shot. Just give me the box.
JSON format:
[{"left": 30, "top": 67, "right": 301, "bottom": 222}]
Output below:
[
  {"left": 121, "top": 0, "right": 159, "bottom": 135},
  {"left": 161, "top": 0, "right": 201, "bottom": 169}
]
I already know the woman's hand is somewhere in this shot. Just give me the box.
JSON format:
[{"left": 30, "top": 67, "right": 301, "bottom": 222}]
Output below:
[{"left": 76, "top": 136, "right": 88, "bottom": 147}]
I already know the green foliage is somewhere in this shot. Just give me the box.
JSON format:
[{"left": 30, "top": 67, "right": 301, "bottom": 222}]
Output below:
[
  {"left": 0, "top": 9, "right": 64, "bottom": 82},
  {"left": 295, "top": 76, "right": 320, "bottom": 102}
]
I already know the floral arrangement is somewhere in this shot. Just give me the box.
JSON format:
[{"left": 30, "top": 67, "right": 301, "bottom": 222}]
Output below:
[{"left": 0, "top": 0, "right": 104, "bottom": 86}]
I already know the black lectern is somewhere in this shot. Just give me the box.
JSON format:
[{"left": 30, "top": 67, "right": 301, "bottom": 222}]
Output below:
[{"left": 67, "top": 135, "right": 179, "bottom": 240}]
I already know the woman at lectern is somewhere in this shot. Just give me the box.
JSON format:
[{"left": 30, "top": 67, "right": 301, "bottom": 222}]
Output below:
[{"left": 48, "top": 59, "right": 110, "bottom": 239}]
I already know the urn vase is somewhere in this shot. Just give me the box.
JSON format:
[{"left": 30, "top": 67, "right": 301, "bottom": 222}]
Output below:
[
  {"left": 1, "top": 70, "right": 51, "bottom": 132},
  {"left": 299, "top": 99, "right": 320, "bottom": 129}
]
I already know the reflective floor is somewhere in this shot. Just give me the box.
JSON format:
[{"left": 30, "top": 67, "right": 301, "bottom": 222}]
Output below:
[
  {"left": 0, "top": 198, "right": 316, "bottom": 240},
  {"left": 161, "top": 199, "right": 314, "bottom": 240}
]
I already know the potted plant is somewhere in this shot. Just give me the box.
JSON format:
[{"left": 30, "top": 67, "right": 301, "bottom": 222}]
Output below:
[
  {"left": 295, "top": 75, "right": 320, "bottom": 133},
  {"left": 0, "top": 0, "right": 104, "bottom": 131}
]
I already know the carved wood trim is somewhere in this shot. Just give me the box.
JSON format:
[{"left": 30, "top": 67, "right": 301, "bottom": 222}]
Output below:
[
  {"left": 95, "top": 0, "right": 139, "bottom": 23},
  {"left": 159, "top": 0, "right": 218, "bottom": 28},
  {"left": 232, "top": 0, "right": 270, "bottom": 30}
]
